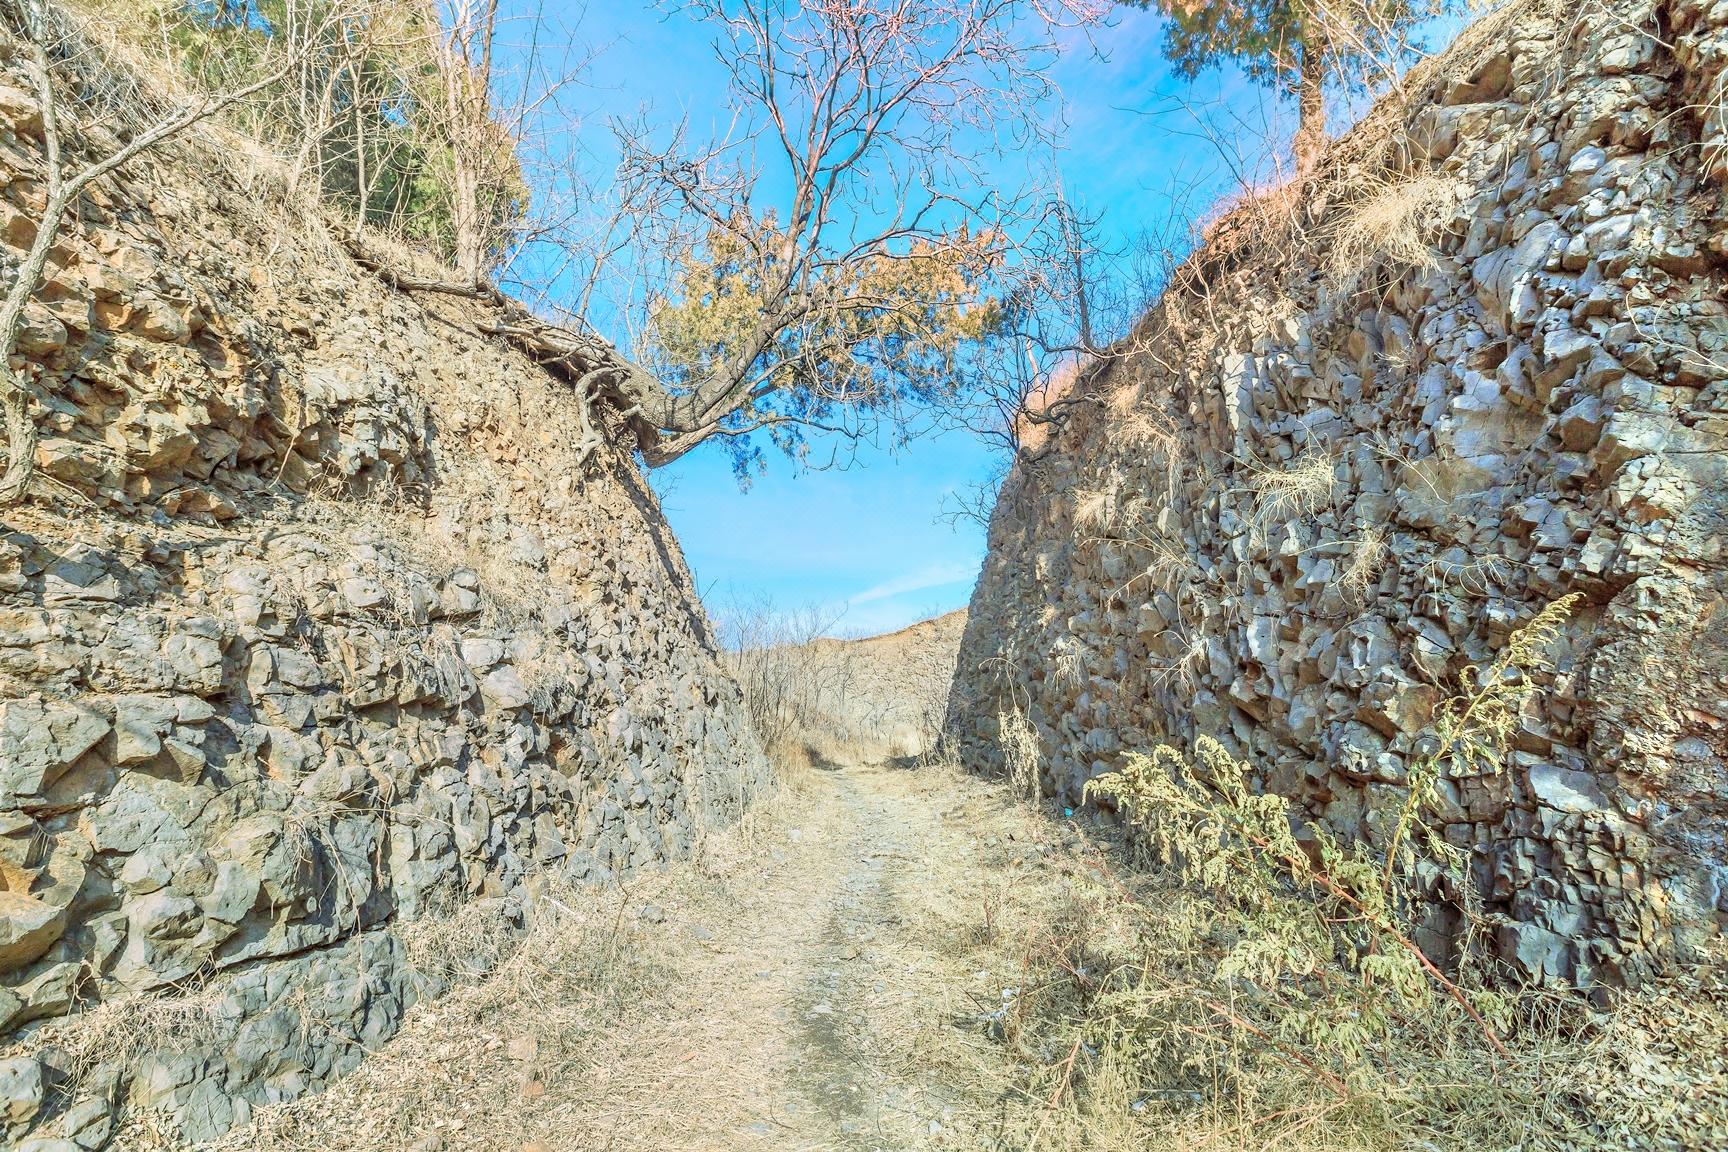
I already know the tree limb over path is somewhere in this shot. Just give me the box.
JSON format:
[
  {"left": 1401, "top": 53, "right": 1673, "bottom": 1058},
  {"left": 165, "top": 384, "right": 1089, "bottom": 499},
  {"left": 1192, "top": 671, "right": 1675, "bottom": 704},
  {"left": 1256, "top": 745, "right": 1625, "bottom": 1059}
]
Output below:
[
  {"left": 1, "top": 0, "right": 1118, "bottom": 491},
  {"left": 355, "top": 0, "right": 1116, "bottom": 474}
]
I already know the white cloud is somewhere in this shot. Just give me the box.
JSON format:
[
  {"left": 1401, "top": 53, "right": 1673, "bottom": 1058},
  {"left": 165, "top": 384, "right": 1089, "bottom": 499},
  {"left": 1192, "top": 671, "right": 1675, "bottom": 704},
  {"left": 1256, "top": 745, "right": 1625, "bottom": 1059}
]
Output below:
[{"left": 848, "top": 560, "right": 979, "bottom": 606}]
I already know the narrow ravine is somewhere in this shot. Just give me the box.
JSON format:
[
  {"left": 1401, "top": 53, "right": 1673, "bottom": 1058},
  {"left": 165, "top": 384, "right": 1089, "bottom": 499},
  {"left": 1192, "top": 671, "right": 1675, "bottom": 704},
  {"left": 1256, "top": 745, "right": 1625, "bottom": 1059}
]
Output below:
[{"left": 212, "top": 758, "right": 1091, "bottom": 1152}]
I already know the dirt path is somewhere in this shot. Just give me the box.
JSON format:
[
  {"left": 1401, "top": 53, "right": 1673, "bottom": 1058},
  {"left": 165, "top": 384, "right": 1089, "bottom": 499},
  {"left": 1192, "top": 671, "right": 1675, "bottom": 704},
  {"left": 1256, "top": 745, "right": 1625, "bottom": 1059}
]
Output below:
[
  {"left": 622, "top": 759, "right": 1062, "bottom": 1151},
  {"left": 218, "top": 759, "right": 1089, "bottom": 1152},
  {"left": 208, "top": 744, "right": 1728, "bottom": 1152},
  {"left": 772, "top": 765, "right": 983, "bottom": 1148}
]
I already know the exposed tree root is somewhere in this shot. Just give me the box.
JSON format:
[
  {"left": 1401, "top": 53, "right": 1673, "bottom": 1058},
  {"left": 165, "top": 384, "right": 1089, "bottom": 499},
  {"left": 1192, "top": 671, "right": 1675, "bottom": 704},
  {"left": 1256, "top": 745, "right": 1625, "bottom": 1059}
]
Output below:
[{"left": 344, "top": 240, "right": 690, "bottom": 467}]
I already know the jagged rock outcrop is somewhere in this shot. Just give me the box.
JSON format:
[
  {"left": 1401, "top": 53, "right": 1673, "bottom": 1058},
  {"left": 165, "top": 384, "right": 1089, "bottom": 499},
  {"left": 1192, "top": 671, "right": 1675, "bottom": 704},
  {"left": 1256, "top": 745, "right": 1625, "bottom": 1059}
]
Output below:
[
  {"left": 948, "top": 0, "right": 1728, "bottom": 990},
  {"left": 0, "top": 35, "right": 769, "bottom": 1151}
]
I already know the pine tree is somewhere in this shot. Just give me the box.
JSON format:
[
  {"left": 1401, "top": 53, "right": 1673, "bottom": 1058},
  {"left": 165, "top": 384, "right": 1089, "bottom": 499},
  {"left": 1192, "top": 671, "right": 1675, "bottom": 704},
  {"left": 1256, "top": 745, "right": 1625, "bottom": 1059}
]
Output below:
[{"left": 1119, "top": 1, "right": 1453, "bottom": 171}]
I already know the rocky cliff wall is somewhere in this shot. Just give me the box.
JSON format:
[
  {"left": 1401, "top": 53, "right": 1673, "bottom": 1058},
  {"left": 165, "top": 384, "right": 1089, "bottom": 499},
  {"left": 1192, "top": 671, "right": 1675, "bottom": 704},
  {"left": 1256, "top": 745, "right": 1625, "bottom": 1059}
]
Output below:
[
  {"left": 948, "top": 0, "right": 1728, "bottom": 991},
  {"left": 0, "top": 32, "right": 769, "bottom": 1150}
]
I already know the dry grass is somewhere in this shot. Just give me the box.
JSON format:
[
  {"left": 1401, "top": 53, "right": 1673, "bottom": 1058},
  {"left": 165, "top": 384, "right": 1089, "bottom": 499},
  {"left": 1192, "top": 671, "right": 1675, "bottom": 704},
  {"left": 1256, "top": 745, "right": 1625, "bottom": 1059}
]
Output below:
[
  {"left": 13, "top": 984, "right": 224, "bottom": 1094},
  {"left": 1148, "top": 628, "right": 1208, "bottom": 691},
  {"left": 1338, "top": 525, "right": 1389, "bottom": 599},
  {"left": 998, "top": 705, "right": 1044, "bottom": 802},
  {"left": 57, "top": 742, "right": 1724, "bottom": 1152},
  {"left": 203, "top": 763, "right": 828, "bottom": 1152},
  {"left": 167, "top": 757, "right": 1078, "bottom": 1152},
  {"left": 1249, "top": 451, "right": 1338, "bottom": 524},
  {"left": 980, "top": 839, "right": 1728, "bottom": 1152},
  {"left": 1050, "top": 641, "right": 1085, "bottom": 689},
  {"left": 1119, "top": 532, "right": 1202, "bottom": 601},
  {"left": 1422, "top": 550, "right": 1516, "bottom": 595},
  {"left": 1115, "top": 405, "right": 1185, "bottom": 467},
  {"left": 1072, "top": 484, "right": 1118, "bottom": 533},
  {"left": 205, "top": 879, "right": 682, "bottom": 1152},
  {"left": 1326, "top": 171, "right": 1466, "bottom": 286}
]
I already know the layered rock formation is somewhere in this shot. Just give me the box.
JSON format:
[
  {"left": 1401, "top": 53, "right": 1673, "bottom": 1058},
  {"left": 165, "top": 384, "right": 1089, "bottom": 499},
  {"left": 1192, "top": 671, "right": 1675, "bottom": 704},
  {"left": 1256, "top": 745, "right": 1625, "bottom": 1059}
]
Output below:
[
  {"left": 0, "top": 35, "right": 768, "bottom": 1150},
  {"left": 949, "top": 0, "right": 1728, "bottom": 989}
]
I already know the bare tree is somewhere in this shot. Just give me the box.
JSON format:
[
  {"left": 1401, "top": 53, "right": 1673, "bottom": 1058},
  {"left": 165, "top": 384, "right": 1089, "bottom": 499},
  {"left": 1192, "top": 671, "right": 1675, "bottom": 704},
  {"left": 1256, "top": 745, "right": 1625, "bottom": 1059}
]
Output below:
[
  {"left": 242, "top": 0, "right": 595, "bottom": 279},
  {"left": 935, "top": 176, "right": 1187, "bottom": 474},
  {"left": 0, "top": 0, "right": 330, "bottom": 506},
  {"left": 375, "top": 0, "right": 1114, "bottom": 473},
  {"left": 417, "top": 0, "right": 531, "bottom": 283},
  {"left": 718, "top": 591, "right": 858, "bottom": 760}
]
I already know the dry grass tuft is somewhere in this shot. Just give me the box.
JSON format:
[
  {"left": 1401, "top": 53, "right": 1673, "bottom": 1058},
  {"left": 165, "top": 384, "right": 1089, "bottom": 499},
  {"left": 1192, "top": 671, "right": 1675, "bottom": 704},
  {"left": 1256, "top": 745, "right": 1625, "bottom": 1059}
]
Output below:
[
  {"left": 1050, "top": 640, "right": 1086, "bottom": 689},
  {"left": 1338, "top": 525, "right": 1389, "bottom": 599},
  {"left": 988, "top": 846, "right": 1728, "bottom": 1152},
  {"left": 1115, "top": 404, "right": 1183, "bottom": 459},
  {"left": 1424, "top": 553, "right": 1514, "bottom": 595},
  {"left": 998, "top": 705, "right": 1043, "bottom": 801},
  {"left": 1250, "top": 451, "right": 1338, "bottom": 523},
  {"left": 1149, "top": 628, "right": 1209, "bottom": 691},
  {"left": 207, "top": 879, "right": 678, "bottom": 1152},
  {"left": 1073, "top": 484, "right": 1118, "bottom": 533},
  {"left": 14, "top": 984, "right": 224, "bottom": 1093},
  {"left": 396, "top": 889, "right": 529, "bottom": 988},
  {"left": 1327, "top": 171, "right": 1466, "bottom": 285},
  {"left": 294, "top": 479, "right": 554, "bottom": 633}
]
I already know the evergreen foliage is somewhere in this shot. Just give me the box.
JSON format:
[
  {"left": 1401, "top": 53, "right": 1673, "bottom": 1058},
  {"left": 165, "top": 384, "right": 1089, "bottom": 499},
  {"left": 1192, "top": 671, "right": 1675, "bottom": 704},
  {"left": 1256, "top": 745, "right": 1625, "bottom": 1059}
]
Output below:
[{"left": 1114, "top": 0, "right": 1458, "bottom": 165}]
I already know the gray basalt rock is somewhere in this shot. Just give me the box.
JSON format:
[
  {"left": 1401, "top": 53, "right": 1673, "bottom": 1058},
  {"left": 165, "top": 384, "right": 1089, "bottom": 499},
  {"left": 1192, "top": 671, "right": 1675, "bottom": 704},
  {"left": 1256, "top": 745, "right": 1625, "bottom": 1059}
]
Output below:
[
  {"left": 2, "top": 699, "right": 111, "bottom": 793},
  {"left": 948, "top": 0, "right": 1728, "bottom": 994},
  {"left": 0, "top": 1056, "right": 45, "bottom": 1135},
  {"left": 0, "top": 896, "right": 64, "bottom": 972}
]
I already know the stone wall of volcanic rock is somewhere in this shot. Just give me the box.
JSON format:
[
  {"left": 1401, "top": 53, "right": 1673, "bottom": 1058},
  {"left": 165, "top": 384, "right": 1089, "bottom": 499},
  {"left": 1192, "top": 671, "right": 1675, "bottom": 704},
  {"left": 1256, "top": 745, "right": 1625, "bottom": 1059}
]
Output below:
[
  {"left": 947, "top": 0, "right": 1728, "bottom": 991},
  {"left": 0, "top": 32, "right": 769, "bottom": 1151}
]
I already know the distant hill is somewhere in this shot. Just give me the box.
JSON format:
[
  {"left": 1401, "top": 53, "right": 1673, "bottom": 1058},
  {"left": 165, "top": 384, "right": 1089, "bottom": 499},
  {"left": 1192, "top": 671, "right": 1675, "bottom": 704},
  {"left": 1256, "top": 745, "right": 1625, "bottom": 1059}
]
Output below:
[{"left": 803, "top": 610, "right": 969, "bottom": 764}]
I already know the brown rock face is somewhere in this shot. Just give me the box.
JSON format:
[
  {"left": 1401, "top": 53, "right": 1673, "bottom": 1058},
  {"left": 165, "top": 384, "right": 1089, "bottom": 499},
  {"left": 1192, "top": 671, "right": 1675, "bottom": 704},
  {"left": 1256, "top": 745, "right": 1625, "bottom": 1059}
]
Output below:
[
  {"left": 0, "top": 30, "right": 768, "bottom": 1152},
  {"left": 0, "top": 893, "right": 63, "bottom": 970},
  {"left": 949, "top": 0, "right": 1728, "bottom": 992},
  {"left": 802, "top": 610, "right": 968, "bottom": 762}
]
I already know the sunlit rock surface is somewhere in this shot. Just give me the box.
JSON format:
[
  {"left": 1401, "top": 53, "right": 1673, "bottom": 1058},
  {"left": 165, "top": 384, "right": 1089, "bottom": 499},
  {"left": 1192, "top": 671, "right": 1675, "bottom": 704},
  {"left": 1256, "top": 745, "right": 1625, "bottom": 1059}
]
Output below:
[
  {"left": 0, "top": 37, "right": 768, "bottom": 1149},
  {"left": 950, "top": 0, "right": 1728, "bottom": 993}
]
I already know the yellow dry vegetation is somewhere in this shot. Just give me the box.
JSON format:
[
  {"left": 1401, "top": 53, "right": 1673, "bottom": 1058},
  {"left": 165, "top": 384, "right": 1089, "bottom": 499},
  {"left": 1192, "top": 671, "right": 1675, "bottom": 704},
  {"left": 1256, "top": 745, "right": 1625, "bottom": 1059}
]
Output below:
[{"left": 160, "top": 738, "right": 1723, "bottom": 1152}]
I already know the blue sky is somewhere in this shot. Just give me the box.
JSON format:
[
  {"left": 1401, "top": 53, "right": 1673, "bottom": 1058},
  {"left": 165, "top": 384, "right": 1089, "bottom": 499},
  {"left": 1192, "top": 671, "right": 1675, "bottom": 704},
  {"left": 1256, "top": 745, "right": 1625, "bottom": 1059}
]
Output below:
[{"left": 541, "top": 2, "right": 1292, "bottom": 637}]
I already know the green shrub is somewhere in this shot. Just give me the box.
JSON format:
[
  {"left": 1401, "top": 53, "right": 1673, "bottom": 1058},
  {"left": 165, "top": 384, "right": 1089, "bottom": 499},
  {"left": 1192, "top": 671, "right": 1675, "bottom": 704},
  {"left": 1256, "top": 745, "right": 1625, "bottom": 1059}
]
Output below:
[{"left": 84, "top": 0, "right": 524, "bottom": 271}]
